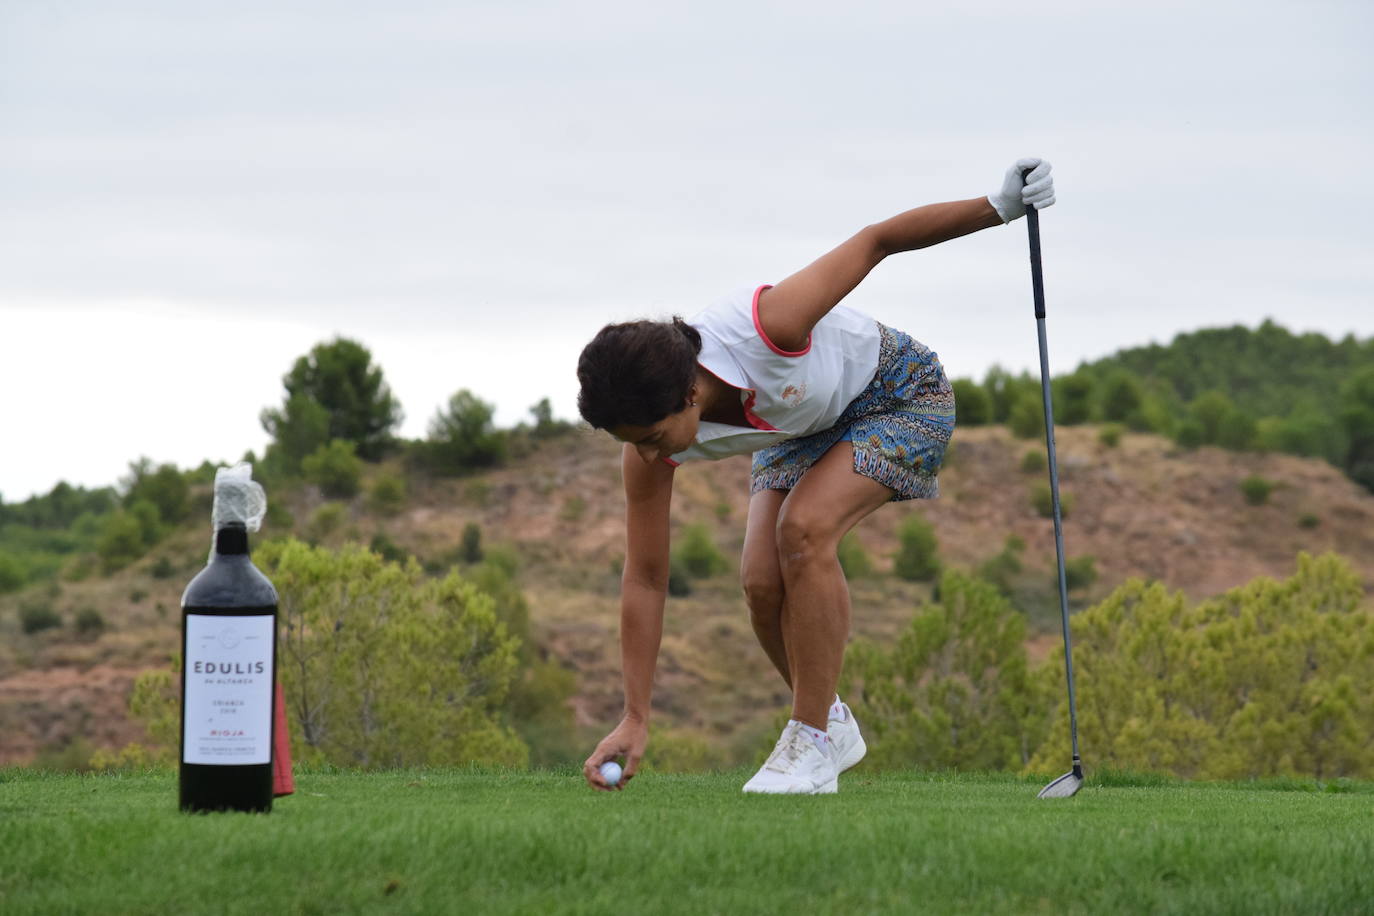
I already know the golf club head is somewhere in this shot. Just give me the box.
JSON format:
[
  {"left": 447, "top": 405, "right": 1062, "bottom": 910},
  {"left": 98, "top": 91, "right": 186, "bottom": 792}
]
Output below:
[{"left": 1037, "top": 769, "right": 1083, "bottom": 799}]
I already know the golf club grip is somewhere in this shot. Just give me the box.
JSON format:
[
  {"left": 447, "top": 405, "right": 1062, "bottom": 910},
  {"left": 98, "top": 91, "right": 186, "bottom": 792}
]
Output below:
[{"left": 1022, "top": 169, "right": 1046, "bottom": 320}]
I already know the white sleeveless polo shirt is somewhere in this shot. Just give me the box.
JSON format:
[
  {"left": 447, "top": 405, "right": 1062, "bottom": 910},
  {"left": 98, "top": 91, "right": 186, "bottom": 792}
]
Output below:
[{"left": 665, "top": 284, "right": 882, "bottom": 466}]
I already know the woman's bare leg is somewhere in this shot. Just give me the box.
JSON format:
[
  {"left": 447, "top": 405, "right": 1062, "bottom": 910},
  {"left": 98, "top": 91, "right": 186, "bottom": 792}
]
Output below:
[
  {"left": 775, "top": 442, "right": 894, "bottom": 730},
  {"left": 740, "top": 488, "right": 791, "bottom": 688}
]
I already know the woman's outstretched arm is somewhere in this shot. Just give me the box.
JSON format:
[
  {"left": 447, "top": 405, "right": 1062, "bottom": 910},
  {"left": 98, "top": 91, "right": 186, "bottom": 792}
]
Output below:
[
  {"left": 582, "top": 444, "right": 674, "bottom": 790},
  {"left": 757, "top": 158, "right": 1054, "bottom": 352}
]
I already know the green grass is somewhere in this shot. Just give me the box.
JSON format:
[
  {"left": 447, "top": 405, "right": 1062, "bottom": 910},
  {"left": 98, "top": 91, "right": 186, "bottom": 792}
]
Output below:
[{"left": 3, "top": 767, "right": 1373, "bottom": 915}]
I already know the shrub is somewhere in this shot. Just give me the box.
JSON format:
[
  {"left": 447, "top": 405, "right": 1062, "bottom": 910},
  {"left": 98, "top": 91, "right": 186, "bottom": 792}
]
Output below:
[
  {"left": 1098, "top": 424, "right": 1123, "bottom": 448},
  {"left": 32, "top": 738, "right": 95, "bottom": 773},
  {"left": 1008, "top": 396, "right": 1044, "bottom": 439},
  {"left": 461, "top": 523, "right": 484, "bottom": 564},
  {"left": 673, "top": 524, "right": 729, "bottom": 579},
  {"left": 426, "top": 390, "right": 507, "bottom": 475},
  {"left": 122, "top": 460, "right": 191, "bottom": 524},
  {"left": 950, "top": 378, "right": 992, "bottom": 426},
  {"left": 893, "top": 514, "right": 940, "bottom": 582},
  {"left": 0, "top": 553, "right": 26, "bottom": 593},
  {"left": 1031, "top": 483, "right": 1074, "bottom": 519},
  {"left": 1259, "top": 412, "right": 1347, "bottom": 465},
  {"left": 369, "top": 532, "right": 409, "bottom": 564},
  {"left": 1062, "top": 555, "right": 1098, "bottom": 592},
  {"left": 128, "top": 499, "right": 163, "bottom": 546},
  {"left": 265, "top": 498, "right": 295, "bottom": 530},
  {"left": 150, "top": 556, "right": 177, "bottom": 579},
  {"left": 976, "top": 535, "right": 1025, "bottom": 595},
  {"left": 97, "top": 512, "right": 147, "bottom": 572},
  {"left": 839, "top": 572, "right": 1041, "bottom": 770},
  {"left": 1020, "top": 450, "right": 1047, "bottom": 474},
  {"left": 367, "top": 473, "right": 407, "bottom": 514},
  {"left": 1052, "top": 373, "right": 1095, "bottom": 425},
  {"left": 667, "top": 561, "right": 692, "bottom": 597},
  {"left": 528, "top": 397, "right": 574, "bottom": 440},
  {"left": 837, "top": 533, "right": 872, "bottom": 579},
  {"left": 19, "top": 603, "right": 61, "bottom": 634},
  {"left": 1100, "top": 371, "right": 1144, "bottom": 424},
  {"left": 305, "top": 503, "right": 347, "bottom": 541},
  {"left": 260, "top": 393, "right": 331, "bottom": 476},
  {"left": 643, "top": 726, "right": 719, "bottom": 773},
  {"left": 1174, "top": 419, "right": 1205, "bottom": 449},
  {"left": 1031, "top": 553, "right": 1374, "bottom": 780},
  {"left": 506, "top": 657, "right": 580, "bottom": 767},
  {"left": 256, "top": 539, "right": 527, "bottom": 768},
  {"left": 74, "top": 608, "right": 106, "bottom": 638},
  {"left": 1298, "top": 513, "right": 1322, "bottom": 529},
  {"left": 91, "top": 667, "right": 182, "bottom": 770},
  {"left": 303, "top": 439, "right": 363, "bottom": 499},
  {"left": 1240, "top": 475, "right": 1275, "bottom": 506}
]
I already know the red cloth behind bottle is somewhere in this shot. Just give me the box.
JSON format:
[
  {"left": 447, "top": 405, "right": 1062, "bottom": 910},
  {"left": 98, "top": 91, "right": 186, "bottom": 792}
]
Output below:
[{"left": 273, "top": 683, "right": 294, "bottom": 797}]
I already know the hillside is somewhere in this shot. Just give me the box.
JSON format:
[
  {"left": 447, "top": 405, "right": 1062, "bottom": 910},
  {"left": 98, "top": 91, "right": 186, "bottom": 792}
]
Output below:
[{"left": 3, "top": 424, "right": 1373, "bottom": 766}]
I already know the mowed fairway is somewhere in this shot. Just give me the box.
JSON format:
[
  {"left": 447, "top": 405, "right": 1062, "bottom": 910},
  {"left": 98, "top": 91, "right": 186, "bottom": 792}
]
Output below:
[{"left": 3, "top": 768, "right": 1372, "bottom": 915}]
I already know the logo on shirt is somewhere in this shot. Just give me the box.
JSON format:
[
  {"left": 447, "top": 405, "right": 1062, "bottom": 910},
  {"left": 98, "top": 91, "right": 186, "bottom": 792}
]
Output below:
[{"left": 781, "top": 384, "right": 807, "bottom": 407}]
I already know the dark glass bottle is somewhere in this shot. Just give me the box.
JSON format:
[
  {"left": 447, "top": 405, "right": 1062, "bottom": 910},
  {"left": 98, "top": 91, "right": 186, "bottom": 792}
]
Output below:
[{"left": 179, "top": 521, "right": 279, "bottom": 813}]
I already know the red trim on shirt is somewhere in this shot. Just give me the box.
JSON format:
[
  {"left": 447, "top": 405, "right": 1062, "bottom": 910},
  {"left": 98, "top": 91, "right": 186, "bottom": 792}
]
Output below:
[
  {"left": 751, "top": 284, "right": 811, "bottom": 357},
  {"left": 661, "top": 457, "right": 680, "bottom": 467},
  {"left": 742, "top": 390, "right": 778, "bottom": 431},
  {"left": 696, "top": 361, "right": 779, "bottom": 432}
]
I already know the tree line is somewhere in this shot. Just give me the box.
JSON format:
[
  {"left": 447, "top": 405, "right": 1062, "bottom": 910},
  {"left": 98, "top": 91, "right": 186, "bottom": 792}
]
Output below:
[
  {"left": 0, "top": 337, "right": 571, "bottom": 594},
  {"left": 2, "top": 319, "right": 1370, "bottom": 598},
  {"left": 950, "top": 320, "right": 1374, "bottom": 492}
]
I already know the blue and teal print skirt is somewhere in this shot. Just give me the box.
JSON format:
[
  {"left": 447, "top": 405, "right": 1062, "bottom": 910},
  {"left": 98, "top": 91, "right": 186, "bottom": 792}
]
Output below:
[{"left": 750, "top": 324, "right": 955, "bottom": 501}]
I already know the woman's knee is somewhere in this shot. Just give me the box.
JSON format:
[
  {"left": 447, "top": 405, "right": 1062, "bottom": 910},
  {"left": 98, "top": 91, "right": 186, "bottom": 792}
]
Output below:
[
  {"left": 741, "top": 567, "right": 784, "bottom": 621},
  {"left": 775, "top": 508, "right": 838, "bottom": 573}
]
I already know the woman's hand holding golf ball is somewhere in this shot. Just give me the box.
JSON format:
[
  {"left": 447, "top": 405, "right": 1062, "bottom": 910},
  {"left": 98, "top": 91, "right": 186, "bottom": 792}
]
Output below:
[{"left": 584, "top": 715, "right": 647, "bottom": 791}]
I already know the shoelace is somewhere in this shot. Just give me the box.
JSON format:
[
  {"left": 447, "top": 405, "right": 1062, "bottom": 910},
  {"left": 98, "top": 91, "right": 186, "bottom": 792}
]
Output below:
[{"left": 764, "top": 730, "right": 815, "bottom": 774}]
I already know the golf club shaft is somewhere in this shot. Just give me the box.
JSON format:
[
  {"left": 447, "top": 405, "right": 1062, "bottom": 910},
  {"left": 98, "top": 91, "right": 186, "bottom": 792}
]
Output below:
[{"left": 1026, "top": 203, "right": 1082, "bottom": 772}]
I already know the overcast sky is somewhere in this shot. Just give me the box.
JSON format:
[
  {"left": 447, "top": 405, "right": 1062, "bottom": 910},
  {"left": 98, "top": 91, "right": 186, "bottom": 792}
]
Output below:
[{"left": 2, "top": 0, "right": 1371, "bottom": 501}]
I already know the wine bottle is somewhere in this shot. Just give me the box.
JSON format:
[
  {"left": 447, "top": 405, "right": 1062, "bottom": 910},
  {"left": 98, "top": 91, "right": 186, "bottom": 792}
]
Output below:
[{"left": 179, "top": 465, "right": 277, "bottom": 813}]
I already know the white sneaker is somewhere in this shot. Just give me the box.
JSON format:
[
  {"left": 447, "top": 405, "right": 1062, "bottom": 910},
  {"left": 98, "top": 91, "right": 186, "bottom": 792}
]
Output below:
[
  {"left": 742, "top": 721, "right": 839, "bottom": 794},
  {"left": 829, "top": 701, "right": 867, "bottom": 773}
]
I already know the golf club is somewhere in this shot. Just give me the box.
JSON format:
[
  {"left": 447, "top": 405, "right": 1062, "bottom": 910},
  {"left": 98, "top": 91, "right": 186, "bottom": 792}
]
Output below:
[{"left": 1022, "top": 169, "right": 1084, "bottom": 800}]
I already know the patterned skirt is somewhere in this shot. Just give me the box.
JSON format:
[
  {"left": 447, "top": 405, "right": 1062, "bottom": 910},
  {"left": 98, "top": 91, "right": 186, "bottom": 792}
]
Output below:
[{"left": 750, "top": 324, "right": 955, "bottom": 501}]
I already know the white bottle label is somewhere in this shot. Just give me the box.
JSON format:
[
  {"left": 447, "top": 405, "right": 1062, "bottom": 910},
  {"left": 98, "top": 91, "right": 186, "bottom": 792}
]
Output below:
[{"left": 183, "top": 613, "right": 274, "bottom": 765}]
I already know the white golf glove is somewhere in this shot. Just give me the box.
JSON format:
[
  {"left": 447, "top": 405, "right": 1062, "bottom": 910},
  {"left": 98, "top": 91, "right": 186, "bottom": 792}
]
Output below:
[{"left": 987, "top": 157, "right": 1055, "bottom": 223}]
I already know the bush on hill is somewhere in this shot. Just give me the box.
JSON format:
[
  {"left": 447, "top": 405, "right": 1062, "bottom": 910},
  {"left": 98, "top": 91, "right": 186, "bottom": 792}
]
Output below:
[
  {"left": 950, "top": 379, "right": 992, "bottom": 425},
  {"left": 1030, "top": 483, "right": 1073, "bottom": 519},
  {"left": 847, "top": 553, "right": 1374, "bottom": 781},
  {"left": 837, "top": 533, "right": 872, "bottom": 579},
  {"left": 121, "top": 459, "right": 191, "bottom": 524},
  {"left": 673, "top": 524, "right": 729, "bottom": 579},
  {"left": 257, "top": 539, "right": 528, "bottom": 769},
  {"left": 1033, "top": 553, "right": 1374, "bottom": 780},
  {"left": 1008, "top": 396, "right": 1044, "bottom": 439},
  {"left": 893, "top": 514, "right": 940, "bottom": 582},
  {"left": 302, "top": 439, "right": 363, "bottom": 499},
  {"left": 841, "top": 572, "right": 1044, "bottom": 770},
  {"left": 423, "top": 389, "right": 507, "bottom": 475}
]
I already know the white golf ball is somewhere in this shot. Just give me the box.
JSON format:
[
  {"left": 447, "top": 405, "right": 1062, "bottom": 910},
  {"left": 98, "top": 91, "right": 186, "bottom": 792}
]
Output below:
[{"left": 599, "top": 761, "right": 622, "bottom": 786}]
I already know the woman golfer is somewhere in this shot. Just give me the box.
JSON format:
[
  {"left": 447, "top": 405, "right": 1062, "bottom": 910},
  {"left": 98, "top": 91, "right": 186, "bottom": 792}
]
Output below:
[{"left": 578, "top": 158, "right": 1056, "bottom": 793}]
